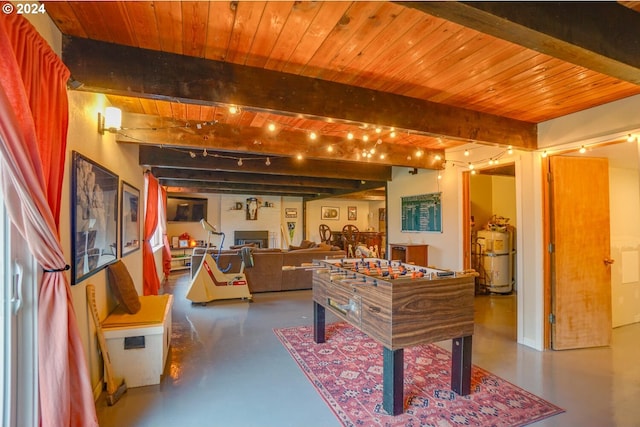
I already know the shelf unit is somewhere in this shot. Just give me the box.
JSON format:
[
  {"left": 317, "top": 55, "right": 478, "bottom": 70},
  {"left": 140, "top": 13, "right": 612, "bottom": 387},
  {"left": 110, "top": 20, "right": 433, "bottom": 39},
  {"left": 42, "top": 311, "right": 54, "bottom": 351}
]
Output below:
[{"left": 169, "top": 247, "right": 193, "bottom": 272}]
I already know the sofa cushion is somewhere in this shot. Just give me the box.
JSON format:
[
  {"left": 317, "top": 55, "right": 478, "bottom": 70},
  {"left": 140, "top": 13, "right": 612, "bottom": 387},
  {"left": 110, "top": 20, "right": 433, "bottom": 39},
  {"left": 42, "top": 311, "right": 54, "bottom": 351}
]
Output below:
[{"left": 106, "top": 260, "right": 141, "bottom": 314}]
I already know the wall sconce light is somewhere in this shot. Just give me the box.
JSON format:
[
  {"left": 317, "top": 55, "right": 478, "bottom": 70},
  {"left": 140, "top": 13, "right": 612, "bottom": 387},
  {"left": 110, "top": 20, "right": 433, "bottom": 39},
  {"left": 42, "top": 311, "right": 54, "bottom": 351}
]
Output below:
[{"left": 98, "top": 107, "right": 122, "bottom": 134}]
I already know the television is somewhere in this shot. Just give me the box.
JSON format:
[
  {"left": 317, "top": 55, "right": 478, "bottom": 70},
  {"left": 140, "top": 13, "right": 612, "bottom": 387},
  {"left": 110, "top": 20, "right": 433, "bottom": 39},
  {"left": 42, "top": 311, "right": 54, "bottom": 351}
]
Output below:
[{"left": 166, "top": 196, "right": 208, "bottom": 222}]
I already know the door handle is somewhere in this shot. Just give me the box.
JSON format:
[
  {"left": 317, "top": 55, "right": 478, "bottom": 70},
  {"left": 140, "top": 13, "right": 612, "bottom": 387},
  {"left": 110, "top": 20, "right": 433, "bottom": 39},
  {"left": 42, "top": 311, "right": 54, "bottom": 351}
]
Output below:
[{"left": 603, "top": 258, "right": 615, "bottom": 266}]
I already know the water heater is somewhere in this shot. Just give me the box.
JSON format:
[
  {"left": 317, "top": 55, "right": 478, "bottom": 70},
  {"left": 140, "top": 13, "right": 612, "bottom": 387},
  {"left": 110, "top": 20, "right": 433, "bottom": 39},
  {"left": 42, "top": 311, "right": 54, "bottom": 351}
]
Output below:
[{"left": 476, "top": 229, "right": 513, "bottom": 294}]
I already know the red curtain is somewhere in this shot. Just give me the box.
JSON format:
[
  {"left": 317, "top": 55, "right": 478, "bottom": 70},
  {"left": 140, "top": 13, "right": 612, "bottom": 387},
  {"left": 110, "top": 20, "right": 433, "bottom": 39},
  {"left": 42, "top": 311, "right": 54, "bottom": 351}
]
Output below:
[
  {"left": 160, "top": 186, "right": 172, "bottom": 279},
  {"left": 143, "top": 171, "right": 161, "bottom": 295},
  {"left": 0, "top": 14, "right": 97, "bottom": 427}
]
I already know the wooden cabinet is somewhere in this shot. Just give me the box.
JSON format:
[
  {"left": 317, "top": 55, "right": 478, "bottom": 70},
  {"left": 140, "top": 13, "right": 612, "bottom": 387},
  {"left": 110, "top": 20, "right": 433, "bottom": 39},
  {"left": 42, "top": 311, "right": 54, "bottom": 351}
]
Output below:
[{"left": 389, "top": 243, "right": 428, "bottom": 266}]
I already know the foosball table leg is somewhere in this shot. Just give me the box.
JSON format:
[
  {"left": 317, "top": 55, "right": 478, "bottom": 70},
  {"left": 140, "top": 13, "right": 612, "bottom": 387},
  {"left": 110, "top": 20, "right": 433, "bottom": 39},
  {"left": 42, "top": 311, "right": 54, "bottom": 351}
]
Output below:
[
  {"left": 313, "top": 302, "right": 325, "bottom": 343},
  {"left": 383, "top": 347, "right": 404, "bottom": 416},
  {"left": 451, "top": 335, "right": 472, "bottom": 396}
]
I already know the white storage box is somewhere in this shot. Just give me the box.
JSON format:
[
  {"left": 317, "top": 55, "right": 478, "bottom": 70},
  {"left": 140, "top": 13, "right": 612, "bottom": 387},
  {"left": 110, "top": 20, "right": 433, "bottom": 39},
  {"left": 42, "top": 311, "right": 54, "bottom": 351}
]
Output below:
[{"left": 102, "top": 294, "right": 173, "bottom": 388}]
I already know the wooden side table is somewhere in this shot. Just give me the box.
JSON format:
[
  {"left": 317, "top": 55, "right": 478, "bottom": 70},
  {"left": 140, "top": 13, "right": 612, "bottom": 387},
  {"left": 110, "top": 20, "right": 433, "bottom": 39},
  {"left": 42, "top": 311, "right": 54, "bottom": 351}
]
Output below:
[{"left": 389, "top": 243, "right": 428, "bottom": 266}]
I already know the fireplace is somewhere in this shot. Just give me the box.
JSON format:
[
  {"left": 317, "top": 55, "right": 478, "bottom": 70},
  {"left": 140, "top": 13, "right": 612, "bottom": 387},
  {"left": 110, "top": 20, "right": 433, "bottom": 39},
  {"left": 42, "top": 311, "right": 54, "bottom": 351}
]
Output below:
[{"left": 234, "top": 230, "right": 269, "bottom": 248}]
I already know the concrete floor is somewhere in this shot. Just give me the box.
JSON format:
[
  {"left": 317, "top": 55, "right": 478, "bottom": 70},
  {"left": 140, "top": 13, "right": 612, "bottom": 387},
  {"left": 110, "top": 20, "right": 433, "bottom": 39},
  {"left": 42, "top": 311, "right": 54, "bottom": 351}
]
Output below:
[{"left": 96, "top": 272, "right": 640, "bottom": 427}]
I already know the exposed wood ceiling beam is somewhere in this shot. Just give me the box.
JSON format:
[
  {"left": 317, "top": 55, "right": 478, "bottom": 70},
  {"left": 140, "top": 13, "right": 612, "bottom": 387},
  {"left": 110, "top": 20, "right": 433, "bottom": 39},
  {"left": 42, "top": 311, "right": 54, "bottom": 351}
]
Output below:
[
  {"left": 63, "top": 35, "right": 537, "bottom": 150},
  {"left": 163, "top": 186, "right": 321, "bottom": 198},
  {"left": 150, "top": 168, "right": 383, "bottom": 191},
  {"left": 402, "top": 1, "right": 640, "bottom": 85},
  {"left": 139, "top": 146, "right": 392, "bottom": 182},
  {"left": 118, "top": 113, "right": 444, "bottom": 169}
]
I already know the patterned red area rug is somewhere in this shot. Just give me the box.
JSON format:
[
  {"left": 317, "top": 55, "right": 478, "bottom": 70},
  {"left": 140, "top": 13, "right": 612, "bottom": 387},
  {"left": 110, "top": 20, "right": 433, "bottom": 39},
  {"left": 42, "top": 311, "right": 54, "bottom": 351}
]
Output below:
[{"left": 274, "top": 322, "right": 564, "bottom": 427}]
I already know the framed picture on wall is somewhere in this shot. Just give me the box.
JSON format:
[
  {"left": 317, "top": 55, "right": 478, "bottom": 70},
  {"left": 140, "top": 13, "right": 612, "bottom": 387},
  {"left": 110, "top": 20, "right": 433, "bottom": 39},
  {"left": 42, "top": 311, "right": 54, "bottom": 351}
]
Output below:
[
  {"left": 348, "top": 206, "right": 357, "bottom": 221},
  {"left": 321, "top": 206, "right": 340, "bottom": 220},
  {"left": 285, "top": 208, "right": 297, "bottom": 218},
  {"left": 71, "top": 151, "right": 118, "bottom": 285},
  {"left": 120, "top": 181, "right": 140, "bottom": 257}
]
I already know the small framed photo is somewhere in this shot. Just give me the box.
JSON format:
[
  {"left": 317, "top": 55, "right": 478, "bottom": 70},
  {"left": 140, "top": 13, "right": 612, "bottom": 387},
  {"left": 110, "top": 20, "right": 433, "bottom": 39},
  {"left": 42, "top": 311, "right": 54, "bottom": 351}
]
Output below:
[
  {"left": 120, "top": 181, "right": 140, "bottom": 257},
  {"left": 178, "top": 239, "right": 189, "bottom": 248},
  {"left": 171, "top": 236, "right": 179, "bottom": 248},
  {"left": 285, "top": 208, "right": 297, "bottom": 218},
  {"left": 321, "top": 206, "right": 340, "bottom": 221},
  {"left": 348, "top": 206, "right": 357, "bottom": 221}
]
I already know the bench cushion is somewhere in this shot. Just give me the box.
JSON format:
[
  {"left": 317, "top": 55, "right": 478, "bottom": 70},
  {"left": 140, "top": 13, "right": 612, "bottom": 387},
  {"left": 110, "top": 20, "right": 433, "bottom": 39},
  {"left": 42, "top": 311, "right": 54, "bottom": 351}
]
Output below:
[{"left": 107, "top": 260, "right": 141, "bottom": 314}]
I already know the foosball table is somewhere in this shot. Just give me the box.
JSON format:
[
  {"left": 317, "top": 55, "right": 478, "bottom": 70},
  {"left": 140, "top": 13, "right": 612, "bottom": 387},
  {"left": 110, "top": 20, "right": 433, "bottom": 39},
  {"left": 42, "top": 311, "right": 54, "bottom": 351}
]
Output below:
[{"left": 311, "top": 257, "right": 476, "bottom": 415}]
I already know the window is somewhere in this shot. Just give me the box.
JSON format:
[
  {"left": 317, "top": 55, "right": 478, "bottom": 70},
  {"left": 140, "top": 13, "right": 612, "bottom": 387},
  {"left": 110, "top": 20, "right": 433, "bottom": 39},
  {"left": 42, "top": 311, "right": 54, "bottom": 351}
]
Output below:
[{"left": 0, "top": 167, "right": 38, "bottom": 427}]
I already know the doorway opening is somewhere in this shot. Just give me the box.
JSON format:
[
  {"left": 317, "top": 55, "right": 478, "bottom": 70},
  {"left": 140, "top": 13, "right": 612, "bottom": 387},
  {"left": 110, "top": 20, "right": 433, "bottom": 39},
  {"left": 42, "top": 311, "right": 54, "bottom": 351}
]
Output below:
[{"left": 464, "top": 163, "right": 518, "bottom": 341}]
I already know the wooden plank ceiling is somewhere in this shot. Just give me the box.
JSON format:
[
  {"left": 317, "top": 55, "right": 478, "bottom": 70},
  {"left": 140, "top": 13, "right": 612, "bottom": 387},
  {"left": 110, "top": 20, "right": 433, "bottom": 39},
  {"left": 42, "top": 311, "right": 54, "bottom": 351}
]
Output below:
[{"left": 45, "top": 1, "right": 640, "bottom": 199}]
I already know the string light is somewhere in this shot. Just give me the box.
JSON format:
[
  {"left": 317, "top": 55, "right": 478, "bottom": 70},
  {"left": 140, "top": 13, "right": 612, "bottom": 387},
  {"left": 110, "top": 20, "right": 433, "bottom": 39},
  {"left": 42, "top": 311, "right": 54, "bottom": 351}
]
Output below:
[
  {"left": 228, "top": 105, "right": 239, "bottom": 114},
  {"left": 464, "top": 149, "right": 470, "bottom": 156},
  {"left": 267, "top": 123, "right": 276, "bottom": 132},
  {"left": 309, "top": 132, "right": 317, "bottom": 140},
  {"left": 203, "top": 149, "right": 208, "bottom": 157},
  {"left": 579, "top": 145, "right": 586, "bottom": 154},
  {"left": 541, "top": 151, "right": 548, "bottom": 158},
  {"left": 265, "top": 157, "right": 271, "bottom": 166},
  {"left": 237, "top": 158, "right": 243, "bottom": 166}
]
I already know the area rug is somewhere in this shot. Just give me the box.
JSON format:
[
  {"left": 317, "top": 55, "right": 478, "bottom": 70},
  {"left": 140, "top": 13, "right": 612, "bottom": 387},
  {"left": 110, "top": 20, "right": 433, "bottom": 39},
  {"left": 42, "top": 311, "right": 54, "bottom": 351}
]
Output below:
[{"left": 274, "top": 322, "right": 564, "bottom": 427}]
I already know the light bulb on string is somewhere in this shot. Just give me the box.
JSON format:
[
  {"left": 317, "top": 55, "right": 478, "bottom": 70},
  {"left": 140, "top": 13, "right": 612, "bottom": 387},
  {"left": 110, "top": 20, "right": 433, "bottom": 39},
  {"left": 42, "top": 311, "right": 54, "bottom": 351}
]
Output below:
[
  {"left": 309, "top": 132, "right": 317, "bottom": 140},
  {"left": 541, "top": 151, "right": 548, "bottom": 158},
  {"left": 203, "top": 149, "right": 208, "bottom": 157},
  {"left": 267, "top": 123, "right": 276, "bottom": 132},
  {"left": 507, "top": 145, "right": 513, "bottom": 155},
  {"left": 579, "top": 145, "right": 586, "bottom": 154},
  {"left": 265, "top": 157, "right": 271, "bottom": 166},
  {"left": 189, "top": 151, "right": 196, "bottom": 158},
  {"left": 347, "top": 132, "right": 354, "bottom": 140},
  {"left": 237, "top": 158, "right": 243, "bottom": 166},
  {"left": 362, "top": 135, "right": 369, "bottom": 142}
]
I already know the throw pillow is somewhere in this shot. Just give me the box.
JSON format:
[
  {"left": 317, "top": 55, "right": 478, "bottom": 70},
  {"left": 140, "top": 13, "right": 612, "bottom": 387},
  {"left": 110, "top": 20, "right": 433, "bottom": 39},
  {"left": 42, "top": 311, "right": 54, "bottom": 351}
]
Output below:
[{"left": 106, "top": 260, "right": 141, "bottom": 314}]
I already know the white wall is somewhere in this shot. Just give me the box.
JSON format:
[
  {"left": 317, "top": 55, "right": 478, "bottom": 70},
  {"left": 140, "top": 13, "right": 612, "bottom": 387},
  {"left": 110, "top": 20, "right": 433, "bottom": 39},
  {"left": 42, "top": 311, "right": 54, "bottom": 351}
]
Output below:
[
  {"left": 306, "top": 198, "right": 382, "bottom": 244},
  {"left": 609, "top": 166, "right": 640, "bottom": 327},
  {"left": 387, "top": 166, "right": 460, "bottom": 269},
  {"left": 64, "top": 91, "right": 146, "bottom": 397},
  {"left": 166, "top": 195, "right": 305, "bottom": 249}
]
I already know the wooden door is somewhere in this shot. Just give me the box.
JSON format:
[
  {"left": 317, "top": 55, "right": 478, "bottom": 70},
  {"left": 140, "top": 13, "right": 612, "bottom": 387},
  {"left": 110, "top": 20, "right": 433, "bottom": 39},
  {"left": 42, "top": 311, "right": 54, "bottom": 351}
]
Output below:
[{"left": 549, "top": 156, "right": 612, "bottom": 350}]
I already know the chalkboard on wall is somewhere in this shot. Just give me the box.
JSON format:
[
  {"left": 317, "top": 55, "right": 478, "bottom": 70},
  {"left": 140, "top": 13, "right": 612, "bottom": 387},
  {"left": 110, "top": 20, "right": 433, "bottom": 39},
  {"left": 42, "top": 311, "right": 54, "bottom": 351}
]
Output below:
[{"left": 401, "top": 192, "right": 442, "bottom": 232}]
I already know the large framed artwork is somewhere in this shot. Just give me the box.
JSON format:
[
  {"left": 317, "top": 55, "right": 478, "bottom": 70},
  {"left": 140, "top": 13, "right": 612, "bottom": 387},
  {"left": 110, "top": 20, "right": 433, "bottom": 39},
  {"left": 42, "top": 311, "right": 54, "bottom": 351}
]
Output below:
[
  {"left": 71, "top": 152, "right": 119, "bottom": 284},
  {"left": 120, "top": 181, "right": 140, "bottom": 257}
]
